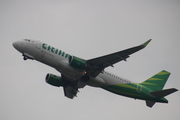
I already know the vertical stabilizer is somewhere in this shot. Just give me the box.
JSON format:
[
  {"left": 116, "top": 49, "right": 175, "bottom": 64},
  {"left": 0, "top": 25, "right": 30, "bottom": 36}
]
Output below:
[{"left": 140, "top": 70, "right": 170, "bottom": 91}]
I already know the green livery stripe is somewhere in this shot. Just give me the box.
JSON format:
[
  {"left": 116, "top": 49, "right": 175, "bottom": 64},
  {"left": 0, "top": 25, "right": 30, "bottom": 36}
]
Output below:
[
  {"left": 157, "top": 71, "right": 170, "bottom": 75},
  {"left": 141, "top": 82, "right": 156, "bottom": 85},
  {"left": 148, "top": 78, "right": 162, "bottom": 80},
  {"left": 117, "top": 84, "right": 137, "bottom": 90},
  {"left": 101, "top": 83, "right": 146, "bottom": 99},
  {"left": 100, "top": 70, "right": 172, "bottom": 103},
  {"left": 105, "top": 87, "right": 142, "bottom": 97},
  {"left": 140, "top": 70, "right": 170, "bottom": 91},
  {"left": 101, "top": 83, "right": 169, "bottom": 103},
  {"left": 100, "top": 70, "right": 173, "bottom": 103}
]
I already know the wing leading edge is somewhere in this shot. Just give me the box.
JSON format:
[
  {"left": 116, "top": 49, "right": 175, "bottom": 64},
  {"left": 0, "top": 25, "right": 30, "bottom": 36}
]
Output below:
[{"left": 87, "top": 39, "right": 152, "bottom": 78}]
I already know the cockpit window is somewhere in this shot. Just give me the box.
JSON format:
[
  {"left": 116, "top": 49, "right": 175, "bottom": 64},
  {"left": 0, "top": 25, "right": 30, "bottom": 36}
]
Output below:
[{"left": 24, "top": 39, "right": 31, "bottom": 42}]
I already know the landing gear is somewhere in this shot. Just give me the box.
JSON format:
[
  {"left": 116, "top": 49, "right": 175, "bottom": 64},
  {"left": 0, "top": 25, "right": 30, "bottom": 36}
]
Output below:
[
  {"left": 77, "top": 74, "right": 90, "bottom": 88},
  {"left": 23, "top": 56, "right": 28, "bottom": 60},
  {"left": 22, "top": 53, "right": 34, "bottom": 61}
]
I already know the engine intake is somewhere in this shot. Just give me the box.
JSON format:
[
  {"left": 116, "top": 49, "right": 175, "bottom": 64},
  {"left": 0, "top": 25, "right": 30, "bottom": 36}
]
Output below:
[
  {"left": 69, "top": 56, "right": 87, "bottom": 69},
  {"left": 46, "top": 73, "right": 63, "bottom": 87}
]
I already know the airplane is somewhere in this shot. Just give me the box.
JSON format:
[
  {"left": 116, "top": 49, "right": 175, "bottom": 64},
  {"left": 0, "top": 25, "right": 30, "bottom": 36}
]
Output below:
[{"left": 12, "top": 39, "right": 178, "bottom": 108}]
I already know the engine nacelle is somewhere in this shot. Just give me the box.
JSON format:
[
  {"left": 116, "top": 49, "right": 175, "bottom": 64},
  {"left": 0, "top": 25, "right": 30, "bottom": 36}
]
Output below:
[
  {"left": 45, "top": 73, "right": 63, "bottom": 87},
  {"left": 69, "top": 56, "right": 87, "bottom": 69}
]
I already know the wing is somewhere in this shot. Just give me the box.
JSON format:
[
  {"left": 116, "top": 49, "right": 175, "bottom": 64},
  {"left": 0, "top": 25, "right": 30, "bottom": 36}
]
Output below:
[
  {"left": 61, "top": 75, "right": 78, "bottom": 99},
  {"left": 63, "top": 86, "right": 78, "bottom": 99},
  {"left": 87, "top": 39, "right": 152, "bottom": 78}
]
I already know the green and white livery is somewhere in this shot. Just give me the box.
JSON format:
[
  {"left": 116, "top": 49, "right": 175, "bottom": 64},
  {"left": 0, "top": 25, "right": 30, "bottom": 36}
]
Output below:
[{"left": 13, "top": 39, "right": 178, "bottom": 108}]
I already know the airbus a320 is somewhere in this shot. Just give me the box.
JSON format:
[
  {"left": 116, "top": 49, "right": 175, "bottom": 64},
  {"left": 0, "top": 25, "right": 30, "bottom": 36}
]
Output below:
[{"left": 12, "top": 39, "right": 178, "bottom": 108}]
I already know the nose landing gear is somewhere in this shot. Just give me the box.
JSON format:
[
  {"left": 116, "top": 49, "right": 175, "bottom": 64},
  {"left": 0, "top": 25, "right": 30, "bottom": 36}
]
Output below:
[
  {"left": 22, "top": 53, "right": 34, "bottom": 61},
  {"left": 23, "top": 56, "right": 28, "bottom": 60}
]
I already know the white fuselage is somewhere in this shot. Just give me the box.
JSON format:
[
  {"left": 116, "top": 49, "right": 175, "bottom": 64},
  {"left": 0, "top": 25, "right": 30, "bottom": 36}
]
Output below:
[{"left": 13, "top": 39, "right": 132, "bottom": 87}]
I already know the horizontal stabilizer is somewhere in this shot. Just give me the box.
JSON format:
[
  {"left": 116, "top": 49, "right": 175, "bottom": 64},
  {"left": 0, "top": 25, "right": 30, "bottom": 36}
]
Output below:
[
  {"left": 146, "top": 100, "right": 156, "bottom": 108},
  {"left": 150, "top": 88, "right": 178, "bottom": 98}
]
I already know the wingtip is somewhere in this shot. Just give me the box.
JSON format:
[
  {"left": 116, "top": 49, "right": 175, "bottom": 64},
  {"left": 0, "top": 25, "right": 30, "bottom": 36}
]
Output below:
[{"left": 142, "top": 39, "right": 152, "bottom": 47}]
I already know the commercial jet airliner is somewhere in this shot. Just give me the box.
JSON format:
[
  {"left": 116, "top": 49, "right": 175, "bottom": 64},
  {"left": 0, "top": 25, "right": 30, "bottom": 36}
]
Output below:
[{"left": 13, "top": 39, "right": 178, "bottom": 107}]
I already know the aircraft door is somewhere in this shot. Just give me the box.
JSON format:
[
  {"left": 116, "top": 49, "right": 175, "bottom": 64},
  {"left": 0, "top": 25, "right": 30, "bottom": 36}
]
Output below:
[
  {"left": 35, "top": 40, "right": 41, "bottom": 49},
  {"left": 136, "top": 83, "right": 142, "bottom": 93},
  {"left": 35, "top": 41, "right": 44, "bottom": 61}
]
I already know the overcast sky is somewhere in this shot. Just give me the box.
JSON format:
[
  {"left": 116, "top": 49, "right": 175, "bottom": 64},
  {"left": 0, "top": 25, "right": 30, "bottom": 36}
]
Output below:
[{"left": 1, "top": 0, "right": 180, "bottom": 120}]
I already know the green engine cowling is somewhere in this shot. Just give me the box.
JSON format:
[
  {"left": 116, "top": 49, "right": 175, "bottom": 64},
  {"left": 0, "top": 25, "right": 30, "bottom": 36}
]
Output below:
[
  {"left": 46, "top": 73, "right": 63, "bottom": 87},
  {"left": 69, "top": 56, "right": 87, "bottom": 69}
]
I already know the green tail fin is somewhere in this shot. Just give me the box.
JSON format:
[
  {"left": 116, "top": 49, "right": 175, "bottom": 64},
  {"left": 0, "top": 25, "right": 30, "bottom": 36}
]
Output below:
[{"left": 140, "top": 70, "right": 171, "bottom": 91}]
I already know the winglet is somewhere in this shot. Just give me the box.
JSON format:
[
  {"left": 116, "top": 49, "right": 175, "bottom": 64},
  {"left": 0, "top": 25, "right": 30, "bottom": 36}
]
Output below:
[{"left": 142, "top": 39, "right": 152, "bottom": 47}]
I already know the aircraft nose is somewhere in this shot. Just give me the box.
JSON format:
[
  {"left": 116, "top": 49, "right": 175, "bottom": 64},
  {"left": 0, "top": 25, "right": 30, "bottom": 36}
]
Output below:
[
  {"left": 12, "top": 41, "right": 18, "bottom": 49},
  {"left": 12, "top": 41, "right": 24, "bottom": 53}
]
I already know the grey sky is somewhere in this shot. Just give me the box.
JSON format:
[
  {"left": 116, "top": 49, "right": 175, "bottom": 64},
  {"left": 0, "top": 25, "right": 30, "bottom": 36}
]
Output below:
[{"left": 0, "top": 0, "right": 180, "bottom": 120}]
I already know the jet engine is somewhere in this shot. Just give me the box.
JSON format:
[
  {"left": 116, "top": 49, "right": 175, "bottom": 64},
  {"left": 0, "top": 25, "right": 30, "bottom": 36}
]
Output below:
[
  {"left": 46, "top": 73, "right": 63, "bottom": 87},
  {"left": 69, "top": 56, "right": 87, "bottom": 69}
]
